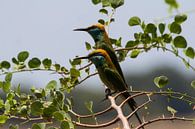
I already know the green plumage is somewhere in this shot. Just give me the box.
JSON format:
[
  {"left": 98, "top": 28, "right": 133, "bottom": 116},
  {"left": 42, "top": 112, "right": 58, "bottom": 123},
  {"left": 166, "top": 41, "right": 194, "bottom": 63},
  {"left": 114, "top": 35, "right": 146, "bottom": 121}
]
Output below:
[
  {"left": 74, "top": 24, "right": 143, "bottom": 126},
  {"left": 96, "top": 41, "right": 126, "bottom": 83},
  {"left": 84, "top": 49, "right": 142, "bottom": 125}
]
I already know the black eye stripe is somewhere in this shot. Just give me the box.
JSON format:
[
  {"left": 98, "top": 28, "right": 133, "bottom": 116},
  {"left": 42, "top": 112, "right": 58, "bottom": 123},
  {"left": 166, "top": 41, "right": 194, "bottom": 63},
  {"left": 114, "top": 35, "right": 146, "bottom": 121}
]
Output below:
[{"left": 87, "top": 26, "right": 96, "bottom": 30}]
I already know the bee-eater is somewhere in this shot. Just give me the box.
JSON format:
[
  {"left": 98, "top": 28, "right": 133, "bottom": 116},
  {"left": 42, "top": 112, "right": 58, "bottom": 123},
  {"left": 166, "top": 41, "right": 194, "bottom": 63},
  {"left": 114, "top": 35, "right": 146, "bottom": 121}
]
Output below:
[
  {"left": 77, "top": 49, "right": 142, "bottom": 125},
  {"left": 74, "top": 24, "right": 126, "bottom": 83}
]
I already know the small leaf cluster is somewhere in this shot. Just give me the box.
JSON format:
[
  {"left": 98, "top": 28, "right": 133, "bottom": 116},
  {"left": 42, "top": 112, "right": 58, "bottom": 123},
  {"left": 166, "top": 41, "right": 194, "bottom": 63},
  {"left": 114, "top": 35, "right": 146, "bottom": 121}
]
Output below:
[
  {"left": 92, "top": 0, "right": 124, "bottom": 9},
  {"left": 125, "top": 14, "right": 194, "bottom": 62},
  {"left": 0, "top": 51, "right": 84, "bottom": 93},
  {"left": 0, "top": 78, "right": 74, "bottom": 129},
  {"left": 164, "top": 0, "right": 179, "bottom": 12}
]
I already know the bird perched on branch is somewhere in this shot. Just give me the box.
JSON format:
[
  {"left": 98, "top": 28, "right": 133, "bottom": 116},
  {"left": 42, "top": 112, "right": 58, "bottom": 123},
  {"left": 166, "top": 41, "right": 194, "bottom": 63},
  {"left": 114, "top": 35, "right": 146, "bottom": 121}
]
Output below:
[
  {"left": 74, "top": 23, "right": 126, "bottom": 83},
  {"left": 76, "top": 49, "right": 143, "bottom": 125}
]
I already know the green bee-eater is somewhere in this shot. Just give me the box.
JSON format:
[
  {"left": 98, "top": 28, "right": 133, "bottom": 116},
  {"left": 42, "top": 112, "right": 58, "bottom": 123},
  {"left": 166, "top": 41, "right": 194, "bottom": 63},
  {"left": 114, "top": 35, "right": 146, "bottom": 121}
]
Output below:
[
  {"left": 77, "top": 49, "right": 142, "bottom": 125},
  {"left": 74, "top": 24, "right": 126, "bottom": 83}
]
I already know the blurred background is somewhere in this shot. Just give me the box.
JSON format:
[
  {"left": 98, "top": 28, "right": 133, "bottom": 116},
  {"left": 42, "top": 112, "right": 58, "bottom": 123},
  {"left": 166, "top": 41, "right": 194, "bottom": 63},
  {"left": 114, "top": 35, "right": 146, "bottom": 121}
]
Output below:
[{"left": 0, "top": 0, "right": 195, "bottom": 129}]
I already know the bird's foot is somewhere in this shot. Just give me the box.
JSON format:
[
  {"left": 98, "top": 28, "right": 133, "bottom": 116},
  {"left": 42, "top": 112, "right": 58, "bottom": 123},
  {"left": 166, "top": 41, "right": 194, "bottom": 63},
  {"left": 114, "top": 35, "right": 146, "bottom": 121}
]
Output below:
[
  {"left": 105, "top": 89, "right": 117, "bottom": 98},
  {"left": 101, "top": 89, "right": 117, "bottom": 102},
  {"left": 105, "top": 88, "right": 111, "bottom": 97}
]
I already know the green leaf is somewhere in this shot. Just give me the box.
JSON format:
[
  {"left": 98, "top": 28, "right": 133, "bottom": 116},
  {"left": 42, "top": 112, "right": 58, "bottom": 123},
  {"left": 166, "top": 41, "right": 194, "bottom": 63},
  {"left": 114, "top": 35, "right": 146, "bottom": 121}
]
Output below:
[
  {"left": 3, "top": 82, "right": 11, "bottom": 93},
  {"left": 17, "top": 51, "right": 29, "bottom": 62},
  {"left": 70, "top": 58, "right": 81, "bottom": 66},
  {"left": 85, "top": 101, "right": 93, "bottom": 112},
  {"left": 32, "top": 123, "right": 46, "bottom": 129},
  {"left": 159, "top": 23, "right": 165, "bottom": 34},
  {"left": 56, "top": 91, "right": 65, "bottom": 102},
  {"left": 128, "top": 16, "right": 141, "bottom": 26},
  {"left": 162, "top": 34, "right": 172, "bottom": 43},
  {"left": 42, "top": 58, "right": 52, "bottom": 69},
  {"left": 141, "top": 33, "right": 151, "bottom": 43},
  {"left": 134, "top": 33, "right": 141, "bottom": 40},
  {"left": 4, "top": 100, "right": 10, "bottom": 113},
  {"left": 130, "top": 50, "right": 140, "bottom": 58},
  {"left": 174, "top": 14, "right": 187, "bottom": 24},
  {"left": 1, "top": 61, "right": 11, "bottom": 69},
  {"left": 146, "top": 23, "right": 157, "bottom": 34},
  {"left": 9, "top": 124, "right": 19, "bottom": 129},
  {"left": 28, "top": 58, "right": 41, "bottom": 68},
  {"left": 110, "top": 0, "right": 124, "bottom": 9},
  {"left": 12, "top": 58, "right": 19, "bottom": 65},
  {"left": 0, "top": 98, "right": 4, "bottom": 108},
  {"left": 115, "top": 37, "right": 122, "bottom": 47},
  {"left": 91, "top": 0, "right": 101, "bottom": 5},
  {"left": 0, "top": 115, "right": 8, "bottom": 124},
  {"left": 7, "top": 92, "right": 15, "bottom": 101},
  {"left": 170, "top": 22, "right": 181, "bottom": 34},
  {"left": 165, "top": 0, "right": 179, "bottom": 9},
  {"left": 154, "top": 76, "right": 169, "bottom": 88},
  {"left": 46, "top": 80, "right": 57, "bottom": 90},
  {"left": 173, "top": 36, "right": 187, "bottom": 48},
  {"left": 191, "top": 80, "right": 195, "bottom": 89},
  {"left": 101, "top": 0, "right": 110, "bottom": 7},
  {"left": 60, "top": 121, "right": 70, "bottom": 129},
  {"left": 167, "top": 106, "right": 177, "bottom": 115},
  {"left": 19, "top": 106, "right": 28, "bottom": 116},
  {"left": 31, "top": 101, "right": 43, "bottom": 116},
  {"left": 184, "top": 47, "right": 195, "bottom": 59},
  {"left": 54, "top": 64, "right": 61, "bottom": 71},
  {"left": 98, "top": 19, "right": 105, "bottom": 25},
  {"left": 70, "top": 68, "right": 80, "bottom": 78},
  {"left": 0, "top": 81, "right": 3, "bottom": 88},
  {"left": 117, "top": 51, "right": 127, "bottom": 62},
  {"left": 85, "top": 42, "right": 92, "bottom": 50},
  {"left": 125, "top": 40, "right": 139, "bottom": 48},
  {"left": 53, "top": 111, "right": 66, "bottom": 121},
  {"left": 99, "top": 8, "right": 108, "bottom": 15},
  {"left": 5, "top": 73, "right": 12, "bottom": 82},
  {"left": 43, "top": 105, "right": 57, "bottom": 118}
]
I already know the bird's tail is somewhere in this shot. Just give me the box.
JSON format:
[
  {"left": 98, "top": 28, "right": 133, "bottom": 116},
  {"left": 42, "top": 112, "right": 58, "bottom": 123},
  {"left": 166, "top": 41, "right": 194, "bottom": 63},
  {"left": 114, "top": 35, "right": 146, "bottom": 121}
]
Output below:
[{"left": 122, "top": 92, "right": 144, "bottom": 128}]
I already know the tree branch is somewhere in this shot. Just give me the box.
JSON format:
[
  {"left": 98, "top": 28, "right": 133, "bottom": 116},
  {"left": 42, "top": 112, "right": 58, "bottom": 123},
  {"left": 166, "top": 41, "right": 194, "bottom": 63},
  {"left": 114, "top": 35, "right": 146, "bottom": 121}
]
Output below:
[{"left": 135, "top": 116, "right": 195, "bottom": 129}]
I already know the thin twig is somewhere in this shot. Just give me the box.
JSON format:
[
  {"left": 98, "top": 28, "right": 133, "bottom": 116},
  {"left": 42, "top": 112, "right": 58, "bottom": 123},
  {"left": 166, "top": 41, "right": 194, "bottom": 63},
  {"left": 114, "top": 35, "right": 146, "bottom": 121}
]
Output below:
[
  {"left": 73, "top": 72, "right": 98, "bottom": 88},
  {"left": 0, "top": 68, "right": 66, "bottom": 77},
  {"left": 135, "top": 116, "right": 195, "bottom": 129},
  {"left": 70, "top": 106, "right": 112, "bottom": 118},
  {"left": 78, "top": 63, "right": 92, "bottom": 71},
  {"left": 129, "top": 90, "right": 195, "bottom": 103},
  {"left": 157, "top": 46, "right": 195, "bottom": 71},
  {"left": 127, "top": 100, "right": 151, "bottom": 119},
  {"left": 73, "top": 116, "right": 118, "bottom": 128},
  {"left": 154, "top": 9, "right": 195, "bottom": 23}
]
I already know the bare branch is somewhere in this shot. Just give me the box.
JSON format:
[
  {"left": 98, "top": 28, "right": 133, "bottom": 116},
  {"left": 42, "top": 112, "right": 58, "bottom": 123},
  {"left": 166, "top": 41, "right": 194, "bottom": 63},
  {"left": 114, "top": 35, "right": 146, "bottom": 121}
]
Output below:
[
  {"left": 108, "top": 95, "right": 131, "bottom": 129},
  {"left": 70, "top": 106, "right": 112, "bottom": 118},
  {"left": 127, "top": 100, "right": 151, "bottom": 119},
  {"left": 135, "top": 116, "right": 195, "bottom": 129},
  {"left": 73, "top": 116, "right": 118, "bottom": 128}
]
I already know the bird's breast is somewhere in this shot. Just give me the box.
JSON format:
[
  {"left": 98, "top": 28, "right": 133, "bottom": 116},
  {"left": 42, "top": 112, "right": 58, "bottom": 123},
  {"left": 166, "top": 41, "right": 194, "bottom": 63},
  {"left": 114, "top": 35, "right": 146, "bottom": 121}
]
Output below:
[{"left": 97, "top": 68, "right": 115, "bottom": 91}]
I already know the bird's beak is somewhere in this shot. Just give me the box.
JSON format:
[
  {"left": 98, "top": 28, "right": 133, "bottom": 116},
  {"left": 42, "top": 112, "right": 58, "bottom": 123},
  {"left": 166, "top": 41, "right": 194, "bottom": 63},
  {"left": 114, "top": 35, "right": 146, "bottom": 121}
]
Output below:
[
  {"left": 74, "top": 56, "right": 89, "bottom": 60},
  {"left": 73, "top": 28, "right": 88, "bottom": 31}
]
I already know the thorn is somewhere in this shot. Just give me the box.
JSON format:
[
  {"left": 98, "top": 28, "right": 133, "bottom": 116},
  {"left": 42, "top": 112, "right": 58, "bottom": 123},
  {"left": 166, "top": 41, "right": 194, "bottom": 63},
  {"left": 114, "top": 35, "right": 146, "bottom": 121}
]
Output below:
[{"left": 162, "top": 114, "right": 165, "bottom": 118}]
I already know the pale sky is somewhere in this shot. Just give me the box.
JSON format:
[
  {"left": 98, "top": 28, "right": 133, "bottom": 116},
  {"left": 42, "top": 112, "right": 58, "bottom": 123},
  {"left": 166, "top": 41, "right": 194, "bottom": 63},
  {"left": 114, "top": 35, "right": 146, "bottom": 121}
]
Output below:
[{"left": 0, "top": 0, "right": 194, "bottom": 88}]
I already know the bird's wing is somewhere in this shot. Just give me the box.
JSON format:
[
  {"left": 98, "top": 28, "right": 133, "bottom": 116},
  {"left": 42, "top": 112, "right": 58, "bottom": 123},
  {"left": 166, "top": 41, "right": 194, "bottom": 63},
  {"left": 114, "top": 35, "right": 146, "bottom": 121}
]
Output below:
[
  {"left": 104, "top": 68, "right": 128, "bottom": 91},
  {"left": 100, "top": 43, "right": 126, "bottom": 83}
]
